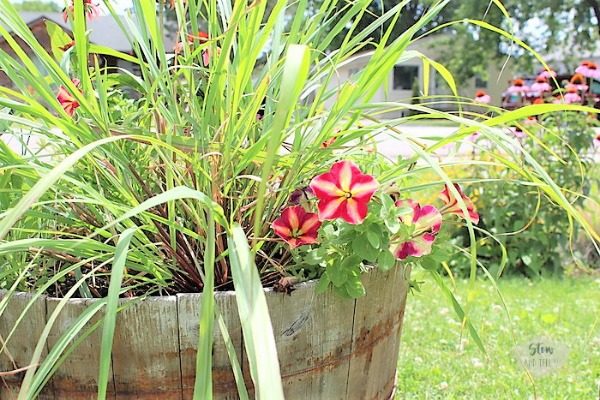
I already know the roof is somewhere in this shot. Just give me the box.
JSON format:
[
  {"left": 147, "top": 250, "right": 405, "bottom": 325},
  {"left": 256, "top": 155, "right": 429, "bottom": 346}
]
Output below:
[{"left": 7, "top": 12, "right": 175, "bottom": 53}]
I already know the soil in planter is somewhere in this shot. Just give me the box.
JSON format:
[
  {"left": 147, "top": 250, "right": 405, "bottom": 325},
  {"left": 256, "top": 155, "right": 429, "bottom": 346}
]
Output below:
[{"left": 24, "top": 259, "right": 292, "bottom": 298}]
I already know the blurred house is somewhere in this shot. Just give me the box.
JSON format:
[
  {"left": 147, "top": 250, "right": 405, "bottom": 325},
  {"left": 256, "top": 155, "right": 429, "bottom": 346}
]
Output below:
[
  {"left": 328, "top": 35, "right": 515, "bottom": 116},
  {"left": 0, "top": 11, "right": 176, "bottom": 87}
]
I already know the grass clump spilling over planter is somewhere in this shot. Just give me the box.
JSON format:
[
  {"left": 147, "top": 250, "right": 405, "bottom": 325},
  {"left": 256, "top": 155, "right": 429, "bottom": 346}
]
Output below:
[{"left": 0, "top": 0, "right": 598, "bottom": 398}]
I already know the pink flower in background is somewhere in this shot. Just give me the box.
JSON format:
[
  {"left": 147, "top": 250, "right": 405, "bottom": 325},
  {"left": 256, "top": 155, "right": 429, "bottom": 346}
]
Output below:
[
  {"left": 56, "top": 79, "right": 81, "bottom": 116},
  {"left": 523, "top": 116, "right": 537, "bottom": 127},
  {"left": 271, "top": 206, "right": 321, "bottom": 248},
  {"left": 530, "top": 76, "right": 551, "bottom": 94},
  {"left": 510, "top": 126, "right": 527, "bottom": 138},
  {"left": 540, "top": 68, "right": 557, "bottom": 79},
  {"left": 586, "top": 62, "right": 600, "bottom": 79},
  {"left": 468, "top": 132, "right": 481, "bottom": 142},
  {"left": 594, "top": 133, "right": 600, "bottom": 148},
  {"left": 393, "top": 199, "right": 442, "bottom": 260},
  {"left": 63, "top": 0, "right": 100, "bottom": 22},
  {"left": 439, "top": 184, "right": 480, "bottom": 224},
  {"left": 474, "top": 90, "right": 491, "bottom": 104},
  {"left": 507, "top": 78, "right": 529, "bottom": 94},
  {"left": 578, "top": 61, "right": 600, "bottom": 79},
  {"left": 310, "top": 160, "right": 378, "bottom": 224},
  {"left": 564, "top": 85, "right": 582, "bottom": 104},
  {"left": 570, "top": 74, "right": 589, "bottom": 92},
  {"left": 575, "top": 61, "right": 592, "bottom": 76}
]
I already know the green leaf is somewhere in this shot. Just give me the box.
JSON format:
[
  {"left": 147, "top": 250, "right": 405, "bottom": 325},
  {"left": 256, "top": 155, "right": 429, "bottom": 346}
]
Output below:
[
  {"left": 352, "top": 237, "right": 379, "bottom": 262},
  {"left": 344, "top": 276, "right": 366, "bottom": 298},
  {"left": 377, "top": 250, "right": 396, "bottom": 272},
  {"left": 315, "top": 275, "right": 330, "bottom": 294},
  {"left": 328, "top": 261, "right": 348, "bottom": 286},
  {"left": 366, "top": 226, "right": 381, "bottom": 249},
  {"left": 227, "top": 225, "right": 284, "bottom": 400},
  {"left": 303, "top": 249, "right": 324, "bottom": 266},
  {"left": 45, "top": 20, "right": 72, "bottom": 61},
  {"left": 97, "top": 227, "right": 137, "bottom": 400}
]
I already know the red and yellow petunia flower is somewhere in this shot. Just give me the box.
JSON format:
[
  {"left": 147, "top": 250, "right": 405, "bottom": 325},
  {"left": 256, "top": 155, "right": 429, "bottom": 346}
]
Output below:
[
  {"left": 439, "top": 184, "right": 479, "bottom": 224},
  {"left": 271, "top": 205, "right": 321, "bottom": 248},
  {"left": 309, "top": 160, "right": 378, "bottom": 224},
  {"left": 393, "top": 199, "right": 442, "bottom": 260},
  {"left": 56, "top": 79, "right": 81, "bottom": 117}
]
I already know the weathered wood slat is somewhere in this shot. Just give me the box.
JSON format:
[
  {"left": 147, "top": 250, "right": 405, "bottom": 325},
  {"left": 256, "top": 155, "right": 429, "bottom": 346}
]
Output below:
[
  {"left": 0, "top": 291, "right": 52, "bottom": 400},
  {"left": 263, "top": 281, "right": 356, "bottom": 400},
  {"left": 1, "top": 266, "right": 411, "bottom": 399},
  {"left": 111, "top": 296, "right": 182, "bottom": 400},
  {"left": 345, "top": 266, "right": 411, "bottom": 400},
  {"left": 177, "top": 292, "right": 243, "bottom": 400},
  {"left": 46, "top": 297, "right": 115, "bottom": 400}
]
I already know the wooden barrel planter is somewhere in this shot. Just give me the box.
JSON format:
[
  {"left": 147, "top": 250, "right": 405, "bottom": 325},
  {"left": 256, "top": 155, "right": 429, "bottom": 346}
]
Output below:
[{"left": 0, "top": 266, "right": 410, "bottom": 400}]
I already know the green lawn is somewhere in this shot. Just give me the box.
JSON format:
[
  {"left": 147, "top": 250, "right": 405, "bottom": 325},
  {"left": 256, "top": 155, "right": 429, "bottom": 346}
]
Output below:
[{"left": 396, "top": 274, "right": 600, "bottom": 399}]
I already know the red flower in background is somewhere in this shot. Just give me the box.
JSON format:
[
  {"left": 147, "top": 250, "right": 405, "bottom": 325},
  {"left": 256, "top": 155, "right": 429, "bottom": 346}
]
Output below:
[
  {"left": 56, "top": 79, "right": 81, "bottom": 116},
  {"left": 393, "top": 199, "right": 442, "bottom": 260},
  {"left": 174, "top": 31, "right": 213, "bottom": 66},
  {"left": 271, "top": 205, "right": 321, "bottom": 248},
  {"left": 309, "top": 160, "right": 378, "bottom": 224},
  {"left": 321, "top": 136, "right": 338, "bottom": 148},
  {"left": 63, "top": 0, "right": 100, "bottom": 22},
  {"left": 59, "top": 40, "right": 75, "bottom": 51},
  {"left": 439, "top": 184, "right": 479, "bottom": 224}
]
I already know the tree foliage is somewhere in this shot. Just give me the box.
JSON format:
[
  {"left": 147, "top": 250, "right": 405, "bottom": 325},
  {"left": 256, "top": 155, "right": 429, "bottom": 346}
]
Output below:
[
  {"left": 445, "top": 0, "right": 600, "bottom": 80},
  {"left": 313, "top": 0, "right": 600, "bottom": 79}
]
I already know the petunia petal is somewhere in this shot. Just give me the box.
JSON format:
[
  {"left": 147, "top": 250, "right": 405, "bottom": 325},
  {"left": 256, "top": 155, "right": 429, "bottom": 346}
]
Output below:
[
  {"left": 330, "top": 160, "right": 360, "bottom": 192},
  {"left": 299, "top": 213, "right": 321, "bottom": 235},
  {"left": 285, "top": 206, "right": 301, "bottom": 231},
  {"left": 413, "top": 205, "right": 442, "bottom": 234},
  {"left": 439, "top": 184, "right": 479, "bottom": 225},
  {"left": 350, "top": 174, "right": 379, "bottom": 200},
  {"left": 271, "top": 206, "right": 321, "bottom": 248},
  {"left": 393, "top": 232, "right": 436, "bottom": 260},
  {"left": 271, "top": 220, "right": 292, "bottom": 239},
  {"left": 343, "top": 197, "right": 368, "bottom": 224},
  {"left": 317, "top": 196, "right": 346, "bottom": 221},
  {"left": 310, "top": 173, "right": 345, "bottom": 199},
  {"left": 296, "top": 234, "right": 319, "bottom": 247}
]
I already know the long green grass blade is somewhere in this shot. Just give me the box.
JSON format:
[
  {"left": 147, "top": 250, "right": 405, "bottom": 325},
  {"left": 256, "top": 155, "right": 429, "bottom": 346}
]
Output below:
[
  {"left": 97, "top": 227, "right": 137, "bottom": 400},
  {"left": 227, "top": 224, "right": 284, "bottom": 400}
]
